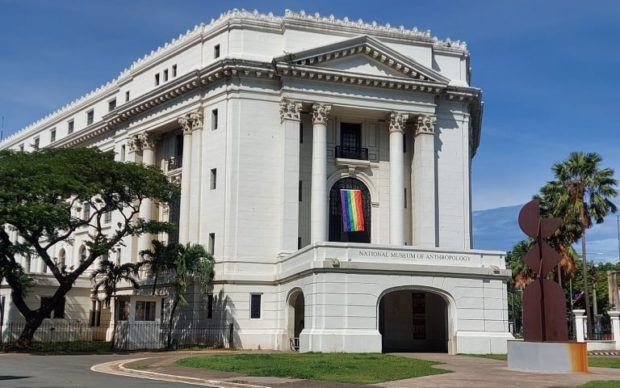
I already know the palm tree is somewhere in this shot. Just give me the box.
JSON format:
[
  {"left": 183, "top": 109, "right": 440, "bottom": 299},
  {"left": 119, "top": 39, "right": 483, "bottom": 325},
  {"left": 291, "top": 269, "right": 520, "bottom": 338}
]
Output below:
[
  {"left": 507, "top": 239, "right": 535, "bottom": 289},
  {"left": 90, "top": 259, "right": 141, "bottom": 347},
  {"left": 143, "top": 242, "right": 214, "bottom": 348},
  {"left": 140, "top": 240, "right": 180, "bottom": 295},
  {"left": 547, "top": 152, "right": 618, "bottom": 335}
]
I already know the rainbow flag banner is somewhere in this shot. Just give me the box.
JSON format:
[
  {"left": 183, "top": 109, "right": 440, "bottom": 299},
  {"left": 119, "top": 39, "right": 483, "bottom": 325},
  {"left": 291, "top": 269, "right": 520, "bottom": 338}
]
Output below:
[{"left": 340, "top": 189, "right": 365, "bottom": 232}]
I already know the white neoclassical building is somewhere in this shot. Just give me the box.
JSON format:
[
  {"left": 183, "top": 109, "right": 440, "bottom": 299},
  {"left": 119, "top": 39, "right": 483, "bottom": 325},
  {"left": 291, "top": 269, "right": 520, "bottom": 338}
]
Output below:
[{"left": 0, "top": 9, "right": 511, "bottom": 354}]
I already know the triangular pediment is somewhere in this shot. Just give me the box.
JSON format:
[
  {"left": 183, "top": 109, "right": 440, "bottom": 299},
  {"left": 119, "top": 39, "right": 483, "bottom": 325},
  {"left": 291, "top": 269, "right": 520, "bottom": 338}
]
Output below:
[{"left": 275, "top": 35, "right": 450, "bottom": 85}]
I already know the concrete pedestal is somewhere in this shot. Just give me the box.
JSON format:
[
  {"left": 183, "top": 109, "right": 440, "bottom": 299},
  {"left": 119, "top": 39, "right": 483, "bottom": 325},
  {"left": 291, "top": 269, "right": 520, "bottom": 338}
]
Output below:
[{"left": 507, "top": 340, "right": 588, "bottom": 373}]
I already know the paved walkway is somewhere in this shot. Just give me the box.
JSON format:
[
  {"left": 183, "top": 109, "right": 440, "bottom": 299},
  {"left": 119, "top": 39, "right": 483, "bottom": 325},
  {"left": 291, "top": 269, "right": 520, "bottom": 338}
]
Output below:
[{"left": 92, "top": 351, "right": 620, "bottom": 388}]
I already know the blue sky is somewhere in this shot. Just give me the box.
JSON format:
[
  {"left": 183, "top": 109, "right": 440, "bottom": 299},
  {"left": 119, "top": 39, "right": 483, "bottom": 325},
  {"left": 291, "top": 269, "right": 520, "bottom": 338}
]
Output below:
[{"left": 1, "top": 1, "right": 619, "bottom": 257}]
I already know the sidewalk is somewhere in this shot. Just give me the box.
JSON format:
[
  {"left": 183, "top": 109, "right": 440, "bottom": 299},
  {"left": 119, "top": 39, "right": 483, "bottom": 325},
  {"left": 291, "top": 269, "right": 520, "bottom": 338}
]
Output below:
[{"left": 92, "top": 351, "right": 620, "bottom": 388}]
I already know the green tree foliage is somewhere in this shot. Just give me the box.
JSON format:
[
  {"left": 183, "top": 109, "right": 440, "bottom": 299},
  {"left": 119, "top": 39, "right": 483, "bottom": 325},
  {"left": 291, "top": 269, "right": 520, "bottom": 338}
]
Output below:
[
  {"left": 0, "top": 148, "right": 179, "bottom": 347},
  {"left": 141, "top": 242, "right": 214, "bottom": 348}
]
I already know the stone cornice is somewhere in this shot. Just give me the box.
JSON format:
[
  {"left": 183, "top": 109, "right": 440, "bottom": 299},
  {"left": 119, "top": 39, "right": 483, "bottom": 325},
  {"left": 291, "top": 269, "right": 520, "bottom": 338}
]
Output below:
[{"left": 32, "top": 58, "right": 482, "bottom": 150}]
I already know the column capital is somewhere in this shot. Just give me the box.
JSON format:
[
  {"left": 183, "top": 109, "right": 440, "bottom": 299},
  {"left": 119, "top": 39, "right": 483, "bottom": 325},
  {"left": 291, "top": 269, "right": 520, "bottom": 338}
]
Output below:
[
  {"left": 178, "top": 109, "right": 203, "bottom": 133},
  {"left": 415, "top": 114, "right": 436, "bottom": 136},
  {"left": 178, "top": 116, "right": 192, "bottom": 134},
  {"left": 312, "top": 103, "right": 331, "bottom": 125},
  {"left": 138, "top": 132, "right": 157, "bottom": 150},
  {"left": 280, "top": 99, "right": 303, "bottom": 122},
  {"left": 389, "top": 112, "right": 409, "bottom": 133},
  {"left": 128, "top": 134, "right": 142, "bottom": 152}
]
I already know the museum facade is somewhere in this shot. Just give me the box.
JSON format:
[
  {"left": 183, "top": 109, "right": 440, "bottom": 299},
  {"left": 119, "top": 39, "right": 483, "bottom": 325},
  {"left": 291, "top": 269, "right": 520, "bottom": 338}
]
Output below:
[{"left": 0, "top": 9, "right": 511, "bottom": 353}]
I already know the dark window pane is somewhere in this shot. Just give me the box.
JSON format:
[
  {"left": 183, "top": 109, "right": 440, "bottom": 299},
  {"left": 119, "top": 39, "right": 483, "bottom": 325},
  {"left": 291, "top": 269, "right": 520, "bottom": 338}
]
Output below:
[{"left": 250, "top": 294, "right": 261, "bottom": 319}]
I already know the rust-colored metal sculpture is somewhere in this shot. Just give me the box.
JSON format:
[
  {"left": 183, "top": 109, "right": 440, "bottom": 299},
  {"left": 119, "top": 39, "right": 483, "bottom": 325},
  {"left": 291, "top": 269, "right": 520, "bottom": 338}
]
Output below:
[{"left": 518, "top": 199, "right": 568, "bottom": 341}]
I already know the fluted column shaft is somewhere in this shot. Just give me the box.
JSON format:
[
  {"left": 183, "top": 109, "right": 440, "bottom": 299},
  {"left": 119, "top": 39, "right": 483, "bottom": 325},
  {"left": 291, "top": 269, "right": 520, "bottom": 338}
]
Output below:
[
  {"left": 412, "top": 115, "right": 437, "bottom": 247},
  {"left": 138, "top": 133, "right": 156, "bottom": 255},
  {"left": 389, "top": 112, "right": 408, "bottom": 245},
  {"left": 310, "top": 103, "right": 331, "bottom": 244},
  {"left": 178, "top": 124, "right": 192, "bottom": 243},
  {"left": 280, "top": 100, "right": 302, "bottom": 252}
]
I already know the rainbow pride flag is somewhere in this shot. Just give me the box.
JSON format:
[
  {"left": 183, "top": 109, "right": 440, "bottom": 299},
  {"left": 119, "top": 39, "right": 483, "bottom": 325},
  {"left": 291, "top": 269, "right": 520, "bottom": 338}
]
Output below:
[{"left": 340, "top": 189, "right": 365, "bottom": 232}]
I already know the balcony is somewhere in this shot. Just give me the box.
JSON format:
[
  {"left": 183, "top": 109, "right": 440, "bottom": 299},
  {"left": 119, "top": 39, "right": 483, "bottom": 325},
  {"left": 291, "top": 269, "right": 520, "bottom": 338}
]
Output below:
[
  {"left": 167, "top": 156, "right": 183, "bottom": 171},
  {"left": 335, "top": 146, "right": 368, "bottom": 161}
]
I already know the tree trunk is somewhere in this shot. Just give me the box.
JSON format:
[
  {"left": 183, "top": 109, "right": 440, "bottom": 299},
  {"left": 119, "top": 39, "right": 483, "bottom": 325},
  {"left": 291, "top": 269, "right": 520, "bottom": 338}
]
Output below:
[
  {"left": 166, "top": 296, "right": 179, "bottom": 349},
  {"left": 582, "top": 229, "right": 592, "bottom": 337}
]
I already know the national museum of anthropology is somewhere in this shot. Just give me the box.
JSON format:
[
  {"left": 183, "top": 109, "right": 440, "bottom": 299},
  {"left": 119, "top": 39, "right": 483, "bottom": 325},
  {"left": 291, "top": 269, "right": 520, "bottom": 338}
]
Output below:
[{"left": 0, "top": 9, "right": 512, "bottom": 354}]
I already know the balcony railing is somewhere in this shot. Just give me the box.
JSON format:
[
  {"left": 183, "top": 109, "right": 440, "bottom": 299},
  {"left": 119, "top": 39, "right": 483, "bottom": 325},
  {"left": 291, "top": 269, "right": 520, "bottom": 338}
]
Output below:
[
  {"left": 167, "top": 156, "right": 183, "bottom": 171},
  {"left": 335, "top": 146, "right": 368, "bottom": 161}
]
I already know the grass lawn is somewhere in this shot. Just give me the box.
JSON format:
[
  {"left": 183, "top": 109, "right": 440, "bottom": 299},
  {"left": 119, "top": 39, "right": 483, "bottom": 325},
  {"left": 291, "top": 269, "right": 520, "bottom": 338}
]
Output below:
[
  {"left": 579, "top": 381, "right": 620, "bottom": 388},
  {"left": 177, "top": 353, "right": 450, "bottom": 385}
]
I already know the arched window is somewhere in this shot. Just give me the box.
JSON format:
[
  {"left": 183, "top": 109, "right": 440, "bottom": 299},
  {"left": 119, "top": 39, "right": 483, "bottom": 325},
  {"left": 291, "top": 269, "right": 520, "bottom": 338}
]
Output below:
[
  {"left": 329, "top": 177, "right": 371, "bottom": 243},
  {"left": 57, "top": 248, "right": 66, "bottom": 269}
]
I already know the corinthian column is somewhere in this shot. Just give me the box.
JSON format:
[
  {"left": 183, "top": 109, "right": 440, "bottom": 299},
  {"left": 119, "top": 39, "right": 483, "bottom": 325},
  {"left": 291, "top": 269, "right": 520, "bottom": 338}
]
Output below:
[
  {"left": 412, "top": 114, "right": 437, "bottom": 247},
  {"left": 389, "top": 112, "right": 408, "bottom": 245},
  {"left": 310, "top": 103, "right": 331, "bottom": 244},
  {"left": 138, "top": 132, "right": 157, "bottom": 255},
  {"left": 187, "top": 109, "right": 204, "bottom": 243},
  {"left": 178, "top": 116, "right": 192, "bottom": 243},
  {"left": 280, "top": 99, "right": 302, "bottom": 252}
]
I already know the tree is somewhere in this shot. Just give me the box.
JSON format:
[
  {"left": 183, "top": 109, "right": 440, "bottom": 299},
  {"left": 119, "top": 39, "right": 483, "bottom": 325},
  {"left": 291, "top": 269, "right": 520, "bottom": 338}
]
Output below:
[
  {"left": 142, "top": 242, "right": 213, "bottom": 348},
  {"left": 506, "top": 239, "right": 535, "bottom": 289},
  {"left": 0, "top": 148, "right": 179, "bottom": 347},
  {"left": 90, "top": 258, "right": 142, "bottom": 347},
  {"left": 547, "top": 152, "right": 618, "bottom": 334}
]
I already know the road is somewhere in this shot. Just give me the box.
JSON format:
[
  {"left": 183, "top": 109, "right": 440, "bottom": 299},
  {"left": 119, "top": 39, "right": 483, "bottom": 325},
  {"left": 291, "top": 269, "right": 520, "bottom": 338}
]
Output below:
[{"left": 0, "top": 353, "right": 195, "bottom": 388}]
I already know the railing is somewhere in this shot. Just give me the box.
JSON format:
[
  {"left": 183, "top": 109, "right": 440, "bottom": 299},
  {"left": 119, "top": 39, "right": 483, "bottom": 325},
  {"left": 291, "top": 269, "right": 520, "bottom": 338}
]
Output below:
[
  {"left": 1, "top": 321, "right": 234, "bottom": 352},
  {"left": 167, "top": 156, "right": 183, "bottom": 171},
  {"left": 335, "top": 146, "right": 368, "bottom": 161}
]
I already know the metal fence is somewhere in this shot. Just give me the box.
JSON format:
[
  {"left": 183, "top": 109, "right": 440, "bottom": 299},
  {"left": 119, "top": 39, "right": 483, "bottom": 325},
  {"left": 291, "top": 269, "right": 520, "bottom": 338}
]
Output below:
[{"left": 1, "top": 321, "right": 234, "bottom": 352}]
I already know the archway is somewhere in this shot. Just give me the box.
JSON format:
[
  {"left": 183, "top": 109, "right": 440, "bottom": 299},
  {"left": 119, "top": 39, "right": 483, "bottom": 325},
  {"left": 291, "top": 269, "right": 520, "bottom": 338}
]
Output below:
[
  {"left": 329, "top": 177, "right": 371, "bottom": 243},
  {"left": 287, "top": 289, "right": 305, "bottom": 351},
  {"left": 378, "top": 289, "right": 448, "bottom": 352}
]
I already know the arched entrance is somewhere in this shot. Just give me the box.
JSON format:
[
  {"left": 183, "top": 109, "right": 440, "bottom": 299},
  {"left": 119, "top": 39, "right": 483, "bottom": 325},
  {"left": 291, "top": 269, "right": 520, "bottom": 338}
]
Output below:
[
  {"left": 378, "top": 289, "right": 448, "bottom": 352},
  {"left": 287, "top": 289, "right": 305, "bottom": 351},
  {"left": 329, "top": 177, "right": 371, "bottom": 243}
]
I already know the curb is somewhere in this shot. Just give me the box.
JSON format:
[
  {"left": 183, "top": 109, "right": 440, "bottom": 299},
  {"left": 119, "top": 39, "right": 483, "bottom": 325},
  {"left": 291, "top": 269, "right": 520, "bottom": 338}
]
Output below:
[{"left": 91, "top": 357, "right": 271, "bottom": 388}]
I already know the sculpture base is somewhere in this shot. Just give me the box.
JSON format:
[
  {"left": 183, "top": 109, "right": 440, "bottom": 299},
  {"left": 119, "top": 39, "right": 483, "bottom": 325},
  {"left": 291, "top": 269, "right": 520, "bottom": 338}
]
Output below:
[{"left": 507, "top": 340, "right": 588, "bottom": 373}]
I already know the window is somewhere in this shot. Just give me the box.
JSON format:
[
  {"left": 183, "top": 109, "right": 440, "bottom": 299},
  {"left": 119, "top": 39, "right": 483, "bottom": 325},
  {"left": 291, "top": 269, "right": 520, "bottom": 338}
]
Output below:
[
  {"left": 125, "top": 91, "right": 130, "bottom": 102},
  {"left": 33, "top": 137, "right": 40, "bottom": 150},
  {"left": 250, "top": 294, "right": 261, "bottom": 319},
  {"left": 86, "top": 110, "right": 94, "bottom": 125},
  {"left": 208, "top": 233, "right": 215, "bottom": 255},
  {"left": 163, "top": 69, "right": 169, "bottom": 82},
  {"left": 404, "top": 188, "right": 407, "bottom": 208},
  {"left": 68, "top": 120, "right": 74, "bottom": 134},
  {"left": 172, "top": 64, "right": 177, "bottom": 77},
  {"left": 298, "top": 237, "right": 302, "bottom": 249},
  {"left": 211, "top": 109, "right": 218, "bottom": 130},
  {"left": 154, "top": 73, "right": 160, "bottom": 86},
  {"left": 214, "top": 44, "right": 220, "bottom": 58},
  {"left": 19, "top": 144, "right": 24, "bottom": 152},
  {"left": 300, "top": 122, "right": 303, "bottom": 144},
  {"left": 299, "top": 181, "right": 302, "bottom": 202},
  {"left": 207, "top": 294, "right": 214, "bottom": 319},
  {"left": 117, "top": 299, "right": 130, "bottom": 321},
  {"left": 105, "top": 211, "right": 112, "bottom": 223},
  {"left": 120, "top": 145, "right": 126, "bottom": 162},
  {"left": 41, "top": 296, "right": 65, "bottom": 319},
  {"left": 210, "top": 168, "right": 217, "bottom": 190},
  {"left": 83, "top": 202, "right": 91, "bottom": 220},
  {"left": 135, "top": 301, "right": 156, "bottom": 321},
  {"left": 116, "top": 249, "right": 122, "bottom": 266},
  {"left": 50, "top": 128, "right": 56, "bottom": 143},
  {"left": 108, "top": 98, "right": 117, "bottom": 112},
  {"left": 403, "top": 133, "right": 407, "bottom": 153}
]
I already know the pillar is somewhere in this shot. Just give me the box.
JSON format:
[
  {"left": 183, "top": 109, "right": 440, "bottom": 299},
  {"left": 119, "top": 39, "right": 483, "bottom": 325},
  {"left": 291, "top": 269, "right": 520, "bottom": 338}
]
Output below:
[
  {"left": 310, "top": 103, "right": 331, "bottom": 244},
  {"left": 178, "top": 115, "right": 193, "bottom": 243},
  {"left": 609, "top": 311, "right": 620, "bottom": 350},
  {"left": 137, "top": 132, "right": 157, "bottom": 255},
  {"left": 573, "top": 309, "right": 586, "bottom": 342},
  {"left": 411, "top": 114, "right": 437, "bottom": 247},
  {"left": 280, "top": 99, "right": 302, "bottom": 252},
  {"left": 389, "top": 112, "right": 408, "bottom": 245},
  {"left": 187, "top": 110, "right": 203, "bottom": 243}
]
